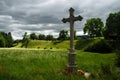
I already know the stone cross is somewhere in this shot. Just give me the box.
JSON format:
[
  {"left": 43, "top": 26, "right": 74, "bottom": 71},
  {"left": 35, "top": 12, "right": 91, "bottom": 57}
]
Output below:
[{"left": 62, "top": 7, "right": 83, "bottom": 72}]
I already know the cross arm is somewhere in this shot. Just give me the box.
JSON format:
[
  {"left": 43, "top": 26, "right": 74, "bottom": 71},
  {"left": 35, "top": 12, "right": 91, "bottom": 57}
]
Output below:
[
  {"left": 74, "top": 15, "right": 83, "bottom": 21},
  {"left": 62, "top": 18, "right": 70, "bottom": 23}
]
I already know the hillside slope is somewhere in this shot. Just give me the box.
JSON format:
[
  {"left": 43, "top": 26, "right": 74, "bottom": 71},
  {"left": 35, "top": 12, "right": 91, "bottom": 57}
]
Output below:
[
  {"left": 26, "top": 40, "right": 71, "bottom": 49},
  {"left": 14, "top": 38, "right": 104, "bottom": 50},
  {"left": 75, "top": 39, "right": 101, "bottom": 50}
]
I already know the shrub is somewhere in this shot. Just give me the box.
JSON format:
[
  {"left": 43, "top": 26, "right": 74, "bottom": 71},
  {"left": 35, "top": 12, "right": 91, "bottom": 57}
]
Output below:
[
  {"left": 44, "top": 47, "right": 47, "bottom": 49},
  {"left": 115, "top": 50, "right": 120, "bottom": 67},
  {"left": 37, "top": 47, "right": 40, "bottom": 49},
  {"left": 107, "top": 40, "right": 120, "bottom": 50},
  {"left": 84, "top": 39, "right": 112, "bottom": 53}
]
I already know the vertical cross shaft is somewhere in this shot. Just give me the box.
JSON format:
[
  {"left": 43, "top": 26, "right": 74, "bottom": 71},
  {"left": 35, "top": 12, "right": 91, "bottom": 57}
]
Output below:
[
  {"left": 62, "top": 8, "right": 83, "bottom": 72},
  {"left": 70, "top": 8, "right": 74, "bottom": 51}
]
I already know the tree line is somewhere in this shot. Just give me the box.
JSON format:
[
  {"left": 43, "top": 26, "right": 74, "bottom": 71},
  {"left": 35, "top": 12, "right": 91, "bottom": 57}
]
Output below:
[{"left": 22, "top": 30, "right": 70, "bottom": 41}]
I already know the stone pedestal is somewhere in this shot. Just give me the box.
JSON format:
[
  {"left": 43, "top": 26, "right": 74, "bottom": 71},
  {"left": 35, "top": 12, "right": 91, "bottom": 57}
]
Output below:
[{"left": 67, "top": 49, "right": 77, "bottom": 71}]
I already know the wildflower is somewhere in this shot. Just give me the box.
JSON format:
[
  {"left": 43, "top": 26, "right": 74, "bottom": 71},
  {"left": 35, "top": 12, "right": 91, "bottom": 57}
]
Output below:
[
  {"left": 77, "top": 69, "right": 91, "bottom": 78},
  {"left": 77, "top": 69, "right": 84, "bottom": 75},
  {"left": 84, "top": 72, "right": 91, "bottom": 79}
]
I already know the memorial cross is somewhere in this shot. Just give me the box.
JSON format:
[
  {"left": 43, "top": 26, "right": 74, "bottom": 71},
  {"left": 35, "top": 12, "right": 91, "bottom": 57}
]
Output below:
[{"left": 62, "top": 7, "right": 83, "bottom": 72}]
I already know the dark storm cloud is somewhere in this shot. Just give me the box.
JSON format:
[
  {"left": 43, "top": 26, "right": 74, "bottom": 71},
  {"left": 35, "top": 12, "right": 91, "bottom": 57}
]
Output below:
[
  {"left": 0, "top": 15, "right": 19, "bottom": 32},
  {"left": 16, "top": 23, "right": 67, "bottom": 33},
  {"left": 24, "top": 15, "right": 60, "bottom": 24},
  {"left": 0, "top": 0, "right": 120, "bottom": 39}
]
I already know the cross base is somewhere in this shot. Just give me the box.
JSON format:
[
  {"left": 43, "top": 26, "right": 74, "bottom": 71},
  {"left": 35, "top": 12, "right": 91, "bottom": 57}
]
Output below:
[
  {"left": 67, "top": 50, "right": 77, "bottom": 72},
  {"left": 67, "top": 64, "right": 77, "bottom": 72}
]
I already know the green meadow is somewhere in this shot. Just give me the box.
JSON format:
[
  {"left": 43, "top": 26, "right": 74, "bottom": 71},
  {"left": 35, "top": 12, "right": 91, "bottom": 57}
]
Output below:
[
  {"left": 0, "top": 39, "right": 120, "bottom": 80},
  {"left": 0, "top": 48, "right": 116, "bottom": 80}
]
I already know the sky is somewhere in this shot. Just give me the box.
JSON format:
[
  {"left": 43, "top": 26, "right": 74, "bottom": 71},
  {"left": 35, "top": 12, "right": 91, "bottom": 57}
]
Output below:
[{"left": 0, "top": 0, "right": 120, "bottom": 39}]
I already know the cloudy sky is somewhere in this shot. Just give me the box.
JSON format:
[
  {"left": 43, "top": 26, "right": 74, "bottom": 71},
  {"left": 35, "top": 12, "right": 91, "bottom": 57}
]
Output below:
[{"left": 0, "top": 0, "right": 120, "bottom": 39}]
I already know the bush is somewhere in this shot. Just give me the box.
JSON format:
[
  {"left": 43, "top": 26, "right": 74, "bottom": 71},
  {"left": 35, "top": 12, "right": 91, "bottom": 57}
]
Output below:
[
  {"left": 107, "top": 40, "right": 120, "bottom": 50},
  {"left": 115, "top": 50, "right": 120, "bottom": 67},
  {"left": 84, "top": 39, "right": 112, "bottom": 53}
]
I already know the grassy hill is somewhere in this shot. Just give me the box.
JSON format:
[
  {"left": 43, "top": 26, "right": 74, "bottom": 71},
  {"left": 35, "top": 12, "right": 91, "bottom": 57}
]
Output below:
[
  {"left": 75, "top": 38, "right": 102, "bottom": 50},
  {"left": 27, "top": 40, "right": 70, "bottom": 49},
  {"left": 0, "top": 49, "right": 117, "bottom": 80},
  {"left": 14, "top": 38, "right": 112, "bottom": 53},
  {"left": 14, "top": 40, "right": 77, "bottom": 50},
  {"left": 14, "top": 39, "right": 99, "bottom": 49}
]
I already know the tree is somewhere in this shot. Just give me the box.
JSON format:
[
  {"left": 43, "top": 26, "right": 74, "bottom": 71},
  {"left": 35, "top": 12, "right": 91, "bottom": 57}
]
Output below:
[
  {"left": 7, "top": 32, "right": 13, "bottom": 47},
  {"left": 22, "top": 32, "right": 30, "bottom": 48},
  {"left": 83, "top": 18, "right": 104, "bottom": 38},
  {"left": 58, "top": 30, "right": 69, "bottom": 40},
  {"left": 22, "top": 32, "right": 27, "bottom": 42},
  {"left": 0, "top": 32, "right": 8, "bottom": 47},
  {"left": 104, "top": 12, "right": 120, "bottom": 40},
  {"left": 30, "top": 33, "right": 38, "bottom": 40},
  {"left": 46, "top": 34, "right": 54, "bottom": 41},
  {"left": 0, "top": 33, "right": 5, "bottom": 47},
  {"left": 38, "top": 34, "right": 46, "bottom": 40}
]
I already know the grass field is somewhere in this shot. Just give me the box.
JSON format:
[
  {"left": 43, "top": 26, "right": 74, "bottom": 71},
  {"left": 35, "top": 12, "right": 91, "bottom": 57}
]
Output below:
[{"left": 0, "top": 48, "right": 116, "bottom": 80}]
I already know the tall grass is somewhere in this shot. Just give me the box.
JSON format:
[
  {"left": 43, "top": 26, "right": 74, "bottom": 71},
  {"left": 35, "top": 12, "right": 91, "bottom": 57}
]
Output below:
[{"left": 0, "top": 49, "right": 115, "bottom": 80}]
